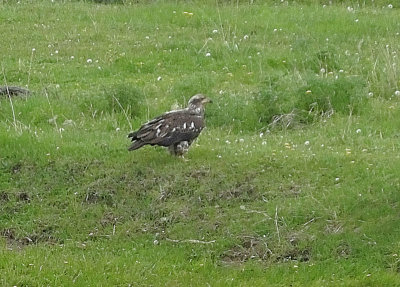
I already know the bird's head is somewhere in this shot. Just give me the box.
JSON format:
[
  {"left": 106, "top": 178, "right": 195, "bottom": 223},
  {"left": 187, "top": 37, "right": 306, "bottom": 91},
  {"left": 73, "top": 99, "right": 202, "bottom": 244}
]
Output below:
[{"left": 187, "top": 94, "right": 212, "bottom": 113}]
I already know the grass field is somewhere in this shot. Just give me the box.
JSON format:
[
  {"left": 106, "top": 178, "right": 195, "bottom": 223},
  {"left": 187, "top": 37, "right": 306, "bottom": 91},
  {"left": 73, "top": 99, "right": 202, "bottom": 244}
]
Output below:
[{"left": 1, "top": 0, "right": 400, "bottom": 285}]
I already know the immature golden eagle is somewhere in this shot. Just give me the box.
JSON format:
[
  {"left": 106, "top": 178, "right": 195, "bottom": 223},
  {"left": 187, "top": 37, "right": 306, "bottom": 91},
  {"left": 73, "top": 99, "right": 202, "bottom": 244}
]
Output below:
[{"left": 128, "top": 94, "right": 212, "bottom": 156}]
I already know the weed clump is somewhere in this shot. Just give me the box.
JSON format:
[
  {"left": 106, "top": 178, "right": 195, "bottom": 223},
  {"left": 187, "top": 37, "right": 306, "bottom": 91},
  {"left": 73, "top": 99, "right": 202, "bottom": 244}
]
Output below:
[
  {"left": 83, "top": 84, "right": 144, "bottom": 119},
  {"left": 255, "top": 74, "right": 367, "bottom": 129}
]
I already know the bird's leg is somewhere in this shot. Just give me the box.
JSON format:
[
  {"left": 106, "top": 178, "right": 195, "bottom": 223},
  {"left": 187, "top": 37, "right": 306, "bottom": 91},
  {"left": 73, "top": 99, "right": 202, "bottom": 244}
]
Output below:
[{"left": 172, "top": 142, "right": 190, "bottom": 161}]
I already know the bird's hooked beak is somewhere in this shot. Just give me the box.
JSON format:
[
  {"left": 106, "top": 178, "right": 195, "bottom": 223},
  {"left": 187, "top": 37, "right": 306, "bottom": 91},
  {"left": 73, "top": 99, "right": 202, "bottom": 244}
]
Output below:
[{"left": 201, "top": 97, "right": 212, "bottom": 104}]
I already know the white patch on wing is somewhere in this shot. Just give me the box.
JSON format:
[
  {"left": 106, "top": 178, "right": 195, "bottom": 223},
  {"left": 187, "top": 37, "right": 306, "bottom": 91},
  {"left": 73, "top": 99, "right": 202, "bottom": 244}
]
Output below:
[
  {"left": 156, "top": 128, "right": 161, "bottom": 136},
  {"left": 183, "top": 122, "right": 187, "bottom": 129},
  {"left": 172, "top": 128, "right": 176, "bottom": 132},
  {"left": 190, "top": 122, "right": 195, "bottom": 130}
]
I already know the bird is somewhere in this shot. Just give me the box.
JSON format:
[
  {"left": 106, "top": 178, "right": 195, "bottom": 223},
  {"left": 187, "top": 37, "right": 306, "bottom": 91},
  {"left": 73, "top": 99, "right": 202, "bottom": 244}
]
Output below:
[{"left": 128, "top": 94, "right": 212, "bottom": 156}]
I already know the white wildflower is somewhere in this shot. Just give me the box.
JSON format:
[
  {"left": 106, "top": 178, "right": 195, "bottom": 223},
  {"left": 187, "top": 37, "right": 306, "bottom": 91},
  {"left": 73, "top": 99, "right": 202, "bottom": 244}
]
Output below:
[
  {"left": 304, "top": 140, "right": 310, "bottom": 146},
  {"left": 356, "top": 129, "right": 361, "bottom": 134},
  {"left": 205, "top": 52, "right": 211, "bottom": 57},
  {"left": 394, "top": 90, "right": 400, "bottom": 96},
  {"left": 86, "top": 58, "right": 92, "bottom": 63},
  {"left": 212, "top": 29, "right": 218, "bottom": 34},
  {"left": 388, "top": 4, "right": 393, "bottom": 9},
  {"left": 157, "top": 76, "right": 162, "bottom": 81},
  {"left": 243, "top": 35, "right": 249, "bottom": 40}
]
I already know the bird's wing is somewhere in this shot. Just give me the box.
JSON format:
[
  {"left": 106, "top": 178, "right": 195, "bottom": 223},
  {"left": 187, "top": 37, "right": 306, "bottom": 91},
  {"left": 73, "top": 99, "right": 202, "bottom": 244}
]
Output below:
[{"left": 130, "top": 109, "right": 204, "bottom": 146}]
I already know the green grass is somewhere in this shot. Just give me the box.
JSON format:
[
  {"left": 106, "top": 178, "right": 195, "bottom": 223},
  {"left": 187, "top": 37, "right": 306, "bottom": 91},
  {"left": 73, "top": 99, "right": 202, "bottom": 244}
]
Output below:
[{"left": 1, "top": 0, "right": 400, "bottom": 285}]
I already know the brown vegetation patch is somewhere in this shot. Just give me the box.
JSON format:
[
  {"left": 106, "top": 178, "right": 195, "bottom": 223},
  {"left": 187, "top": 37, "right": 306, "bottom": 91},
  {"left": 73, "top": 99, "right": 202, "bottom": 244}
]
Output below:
[
  {"left": 219, "top": 181, "right": 255, "bottom": 200},
  {"left": 0, "top": 192, "right": 10, "bottom": 201},
  {"left": 336, "top": 241, "right": 352, "bottom": 258},
  {"left": 188, "top": 167, "right": 210, "bottom": 180},
  {"left": 84, "top": 190, "right": 115, "bottom": 206},
  {"left": 277, "top": 247, "right": 311, "bottom": 263},
  {"left": 16, "top": 192, "right": 30, "bottom": 202},
  {"left": 100, "top": 212, "right": 120, "bottom": 227},
  {"left": 2, "top": 227, "right": 61, "bottom": 249},
  {"left": 221, "top": 234, "right": 312, "bottom": 264},
  {"left": 11, "top": 162, "right": 23, "bottom": 174},
  {"left": 221, "top": 236, "right": 273, "bottom": 263}
]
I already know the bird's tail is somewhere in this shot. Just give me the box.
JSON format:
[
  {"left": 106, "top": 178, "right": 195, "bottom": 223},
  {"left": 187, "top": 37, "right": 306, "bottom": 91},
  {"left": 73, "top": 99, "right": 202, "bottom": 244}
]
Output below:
[{"left": 128, "top": 140, "right": 145, "bottom": 151}]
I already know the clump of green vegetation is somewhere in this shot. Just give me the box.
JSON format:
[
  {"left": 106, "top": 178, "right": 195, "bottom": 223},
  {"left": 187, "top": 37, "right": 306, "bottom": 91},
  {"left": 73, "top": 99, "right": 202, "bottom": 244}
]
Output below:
[
  {"left": 79, "top": 84, "right": 144, "bottom": 120},
  {"left": 295, "top": 75, "right": 366, "bottom": 117},
  {"left": 105, "top": 84, "right": 144, "bottom": 118},
  {"left": 255, "top": 73, "right": 367, "bottom": 128}
]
